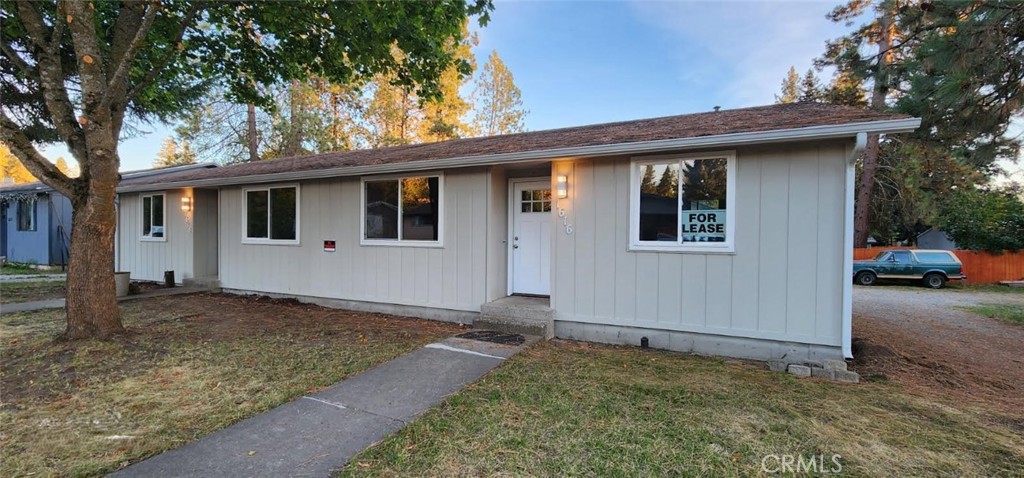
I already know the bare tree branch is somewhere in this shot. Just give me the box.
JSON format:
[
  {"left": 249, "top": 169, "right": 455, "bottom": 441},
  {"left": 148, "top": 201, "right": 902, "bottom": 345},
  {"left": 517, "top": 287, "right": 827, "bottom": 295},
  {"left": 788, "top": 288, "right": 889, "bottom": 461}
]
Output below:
[
  {"left": 47, "top": 0, "right": 67, "bottom": 55},
  {"left": 126, "top": 2, "right": 201, "bottom": 102},
  {"left": 0, "top": 112, "right": 75, "bottom": 198},
  {"left": 105, "top": 1, "right": 160, "bottom": 103},
  {"left": 13, "top": 0, "right": 88, "bottom": 160},
  {"left": 64, "top": 0, "right": 109, "bottom": 118},
  {"left": 0, "top": 42, "right": 35, "bottom": 78}
]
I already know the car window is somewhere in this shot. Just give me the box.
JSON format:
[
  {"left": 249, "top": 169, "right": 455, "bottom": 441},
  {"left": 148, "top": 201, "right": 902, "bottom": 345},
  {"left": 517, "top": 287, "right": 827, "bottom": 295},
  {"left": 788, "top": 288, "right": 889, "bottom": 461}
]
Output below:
[
  {"left": 915, "top": 252, "right": 955, "bottom": 263},
  {"left": 891, "top": 251, "right": 913, "bottom": 263},
  {"left": 873, "top": 251, "right": 891, "bottom": 261}
]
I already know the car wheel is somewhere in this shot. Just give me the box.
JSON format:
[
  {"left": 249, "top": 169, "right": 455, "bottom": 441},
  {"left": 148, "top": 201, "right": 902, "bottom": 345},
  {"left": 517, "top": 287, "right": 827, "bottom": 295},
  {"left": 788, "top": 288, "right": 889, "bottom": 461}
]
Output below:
[
  {"left": 923, "top": 273, "right": 946, "bottom": 289},
  {"left": 855, "top": 271, "right": 876, "bottom": 286}
]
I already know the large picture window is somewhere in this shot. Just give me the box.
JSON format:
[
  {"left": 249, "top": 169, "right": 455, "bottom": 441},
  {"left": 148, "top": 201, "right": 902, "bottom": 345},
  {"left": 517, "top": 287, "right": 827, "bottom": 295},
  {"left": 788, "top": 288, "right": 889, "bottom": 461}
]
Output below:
[
  {"left": 141, "top": 193, "right": 165, "bottom": 240},
  {"left": 16, "top": 198, "right": 36, "bottom": 231},
  {"left": 363, "top": 175, "right": 442, "bottom": 245},
  {"left": 630, "top": 152, "right": 735, "bottom": 252},
  {"left": 244, "top": 185, "right": 299, "bottom": 243}
]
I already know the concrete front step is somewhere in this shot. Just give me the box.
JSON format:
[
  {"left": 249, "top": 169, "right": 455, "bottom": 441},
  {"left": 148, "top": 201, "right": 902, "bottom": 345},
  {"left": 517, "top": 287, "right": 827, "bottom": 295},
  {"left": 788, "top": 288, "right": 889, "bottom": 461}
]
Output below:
[
  {"left": 473, "top": 314, "right": 554, "bottom": 340},
  {"left": 475, "top": 295, "right": 555, "bottom": 340},
  {"left": 183, "top": 277, "right": 221, "bottom": 289}
]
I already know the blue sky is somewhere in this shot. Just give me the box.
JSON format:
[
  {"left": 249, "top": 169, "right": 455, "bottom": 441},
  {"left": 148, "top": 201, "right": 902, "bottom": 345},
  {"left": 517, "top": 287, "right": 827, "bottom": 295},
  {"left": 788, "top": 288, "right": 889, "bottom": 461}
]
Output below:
[{"left": 40, "top": 0, "right": 1021, "bottom": 182}]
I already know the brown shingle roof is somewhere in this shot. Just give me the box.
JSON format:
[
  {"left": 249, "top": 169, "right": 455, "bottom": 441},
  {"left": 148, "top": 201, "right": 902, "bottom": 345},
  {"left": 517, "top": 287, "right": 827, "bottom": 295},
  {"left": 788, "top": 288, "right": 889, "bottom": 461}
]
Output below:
[{"left": 121, "top": 102, "right": 913, "bottom": 188}]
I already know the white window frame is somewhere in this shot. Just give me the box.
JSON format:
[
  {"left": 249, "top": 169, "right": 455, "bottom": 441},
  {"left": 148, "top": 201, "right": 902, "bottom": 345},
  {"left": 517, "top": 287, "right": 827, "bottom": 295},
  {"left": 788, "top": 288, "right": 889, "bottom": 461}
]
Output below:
[
  {"left": 360, "top": 173, "right": 444, "bottom": 248},
  {"left": 241, "top": 184, "right": 301, "bottom": 245},
  {"left": 140, "top": 192, "right": 167, "bottom": 242},
  {"left": 629, "top": 151, "right": 737, "bottom": 254},
  {"left": 16, "top": 198, "right": 36, "bottom": 232}
]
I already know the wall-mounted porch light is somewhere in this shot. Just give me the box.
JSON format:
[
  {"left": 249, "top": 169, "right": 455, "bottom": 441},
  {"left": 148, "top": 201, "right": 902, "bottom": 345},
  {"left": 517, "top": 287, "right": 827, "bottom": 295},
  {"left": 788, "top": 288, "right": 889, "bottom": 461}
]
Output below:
[
  {"left": 556, "top": 175, "right": 568, "bottom": 199},
  {"left": 180, "top": 196, "right": 193, "bottom": 212}
]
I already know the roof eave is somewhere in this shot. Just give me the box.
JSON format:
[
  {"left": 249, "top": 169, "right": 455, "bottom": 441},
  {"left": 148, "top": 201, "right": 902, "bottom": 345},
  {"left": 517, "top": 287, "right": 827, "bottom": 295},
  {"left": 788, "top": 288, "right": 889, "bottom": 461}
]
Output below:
[{"left": 116, "top": 117, "right": 921, "bottom": 193}]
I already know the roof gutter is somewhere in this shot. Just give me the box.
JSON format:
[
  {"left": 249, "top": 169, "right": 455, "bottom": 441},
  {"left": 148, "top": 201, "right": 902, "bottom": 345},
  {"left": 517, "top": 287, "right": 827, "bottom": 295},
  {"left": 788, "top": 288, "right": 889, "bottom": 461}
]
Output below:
[
  {"left": 841, "top": 132, "right": 869, "bottom": 360},
  {"left": 117, "top": 117, "right": 920, "bottom": 193}
]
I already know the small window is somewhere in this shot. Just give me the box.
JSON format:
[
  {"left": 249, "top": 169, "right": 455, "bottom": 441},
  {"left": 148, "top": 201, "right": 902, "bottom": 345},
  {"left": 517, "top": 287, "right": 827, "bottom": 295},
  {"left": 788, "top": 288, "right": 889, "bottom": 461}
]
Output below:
[
  {"left": 363, "top": 175, "right": 442, "bottom": 245},
  {"left": 16, "top": 198, "right": 36, "bottom": 231},
  {"left": 520, "top": 189, "right": 551, "bottom": 213},
  {"left": 891, "top": 251, "right": 913, "bottom": 263},
  {"left": 244, "top": 186, "right": 299, "bottom": 243},
  {"left": 916, "top": 251, "right": 956, "bottom": 263},
  {"left": 141, "top": 193, "right": 165, "bottom": 239},
  {"left": 631, "top": 152, "right": 735, "bottom": 252}
]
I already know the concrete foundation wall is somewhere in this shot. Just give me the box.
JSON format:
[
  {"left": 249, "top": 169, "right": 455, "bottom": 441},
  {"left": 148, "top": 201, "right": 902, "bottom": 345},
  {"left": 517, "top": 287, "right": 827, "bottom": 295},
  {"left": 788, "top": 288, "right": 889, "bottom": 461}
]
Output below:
[
  {"left": 221, "top": 288, "right": 478, "bottom": 325},
  {"left": 554, "top": 320, "right": 844, "bottom": 362}
]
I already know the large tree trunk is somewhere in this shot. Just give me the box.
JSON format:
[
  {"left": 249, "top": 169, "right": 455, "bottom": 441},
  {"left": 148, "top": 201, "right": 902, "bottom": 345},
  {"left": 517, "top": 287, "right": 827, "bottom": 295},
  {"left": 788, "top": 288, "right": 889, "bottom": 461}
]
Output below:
[
  {"left": 247, "top": 103, "right": 259, "bottom": 162},
  {"left": 64, "top": 153, "right": 123, "bottom": 339},
  {"left": 853, "top": 7, "right": 894, "bottom": 247},
  {"left": 854, "top": 133, "right": 881, "bottom": 247}
]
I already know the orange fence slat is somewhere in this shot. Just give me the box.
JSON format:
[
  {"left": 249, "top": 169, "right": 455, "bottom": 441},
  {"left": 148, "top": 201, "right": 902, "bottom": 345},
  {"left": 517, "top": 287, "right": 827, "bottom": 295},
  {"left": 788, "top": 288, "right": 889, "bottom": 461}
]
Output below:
[{"left": 853, "top": 248, "right": 1024, "bottom": 284}]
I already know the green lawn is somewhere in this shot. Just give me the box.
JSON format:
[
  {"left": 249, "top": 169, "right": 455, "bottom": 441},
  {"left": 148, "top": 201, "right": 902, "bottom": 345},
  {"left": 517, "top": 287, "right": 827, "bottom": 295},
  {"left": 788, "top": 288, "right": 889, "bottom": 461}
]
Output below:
[
  {"left": 961, "top": 303, "right": 1024, "bottom": 324},
  {"left": 0, "top": 280, "right": 66, "bottom": 304},
  {"left": 341, "top": 342, "right": 1024, "bottom": 478},
  {"left": 0, "top": 294, "right": 461, "bottom": 477}
]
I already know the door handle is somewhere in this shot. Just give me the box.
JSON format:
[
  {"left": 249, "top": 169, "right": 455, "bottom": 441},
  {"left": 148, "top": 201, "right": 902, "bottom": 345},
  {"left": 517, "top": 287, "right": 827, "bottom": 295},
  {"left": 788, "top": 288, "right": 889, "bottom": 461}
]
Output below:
[{"left": 513, "top": 244, "right": 519, "bottom": 249}]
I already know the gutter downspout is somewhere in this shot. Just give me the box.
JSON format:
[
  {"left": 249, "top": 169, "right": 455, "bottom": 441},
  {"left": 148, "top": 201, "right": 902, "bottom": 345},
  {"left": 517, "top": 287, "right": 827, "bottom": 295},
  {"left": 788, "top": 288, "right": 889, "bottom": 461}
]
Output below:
[{"left": 842, "top": 132, "right": 868, "bottom": 359}]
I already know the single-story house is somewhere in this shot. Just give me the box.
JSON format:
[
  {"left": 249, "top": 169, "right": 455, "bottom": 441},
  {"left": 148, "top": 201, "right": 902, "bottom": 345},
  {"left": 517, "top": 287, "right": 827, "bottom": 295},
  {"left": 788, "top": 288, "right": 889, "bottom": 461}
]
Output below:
[
  {"left": 0, "top": 182, "right": 72, "bottom": 266},
  {"left": 916, "top": 227, "right": 957, "bottom": 250},
  {"left": 0, "top": 163, "right": 216, "bottom": 267},
  {"left": 113, "top": 103, "right": 920, "bottom": 361}
]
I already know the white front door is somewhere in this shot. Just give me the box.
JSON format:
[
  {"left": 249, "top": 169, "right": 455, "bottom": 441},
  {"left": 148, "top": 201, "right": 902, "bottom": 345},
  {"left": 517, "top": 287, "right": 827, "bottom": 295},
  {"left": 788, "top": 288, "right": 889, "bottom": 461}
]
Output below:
[{"left": 511, "top": 180, "right": 552, "bottom": 296}]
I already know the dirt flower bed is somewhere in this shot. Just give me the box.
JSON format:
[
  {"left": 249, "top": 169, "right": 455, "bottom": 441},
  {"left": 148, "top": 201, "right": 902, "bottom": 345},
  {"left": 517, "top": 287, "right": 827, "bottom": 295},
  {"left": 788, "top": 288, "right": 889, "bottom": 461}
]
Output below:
[
  {"left": 0, "top": 293, "right": 463, "bottom": 477},
  {"left": 850, "top": 287, "right": 1024, "bottom": 414}
]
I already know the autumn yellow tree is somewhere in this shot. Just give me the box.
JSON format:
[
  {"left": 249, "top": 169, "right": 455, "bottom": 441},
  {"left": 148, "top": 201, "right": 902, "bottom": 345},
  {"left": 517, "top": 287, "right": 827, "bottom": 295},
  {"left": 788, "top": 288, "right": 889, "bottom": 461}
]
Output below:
[{"left": 0, "top": 143, "right": 35, "bottom": 184}]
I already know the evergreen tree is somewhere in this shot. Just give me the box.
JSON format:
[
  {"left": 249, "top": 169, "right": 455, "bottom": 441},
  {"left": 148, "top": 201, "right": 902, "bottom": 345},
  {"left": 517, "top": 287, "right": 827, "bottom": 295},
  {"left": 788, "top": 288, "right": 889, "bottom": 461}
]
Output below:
[
  {"left": 153, "top": 138, "right": 197, "bottom": 167},
  {"left": 640, "top": 165, "right": 657, "bottom": 195},
  {"left": 472, "top": 50, "right": 527, "bottom": 136},
  {"left": 775, "top": 66, "right": 800, "bottom": 104},
  {"left": 656, "top": 165, "right": 677, "bottom": 198},
  {"left": 798, "top": 69, "right": 821, "bottom": 102}
]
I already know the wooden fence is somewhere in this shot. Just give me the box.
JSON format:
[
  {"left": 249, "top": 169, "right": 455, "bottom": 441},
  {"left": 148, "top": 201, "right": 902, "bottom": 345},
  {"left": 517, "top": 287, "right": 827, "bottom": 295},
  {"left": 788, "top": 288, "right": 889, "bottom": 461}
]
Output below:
[{"left": 853, "top": 247, "right": 1024, "bottom": 284}]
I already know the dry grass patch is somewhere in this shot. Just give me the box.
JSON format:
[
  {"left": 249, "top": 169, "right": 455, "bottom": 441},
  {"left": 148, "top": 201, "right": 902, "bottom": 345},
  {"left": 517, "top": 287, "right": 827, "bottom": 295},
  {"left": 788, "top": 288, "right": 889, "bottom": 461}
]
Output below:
[
  {"left": 0, "top": 293, "right": 462, "bottom": 477},
  {"left": 341, "top": 341, "right": 1024, "bottom": 478},
  {"left": 0, "top": 280, "right": 66, "bottom": 304}
]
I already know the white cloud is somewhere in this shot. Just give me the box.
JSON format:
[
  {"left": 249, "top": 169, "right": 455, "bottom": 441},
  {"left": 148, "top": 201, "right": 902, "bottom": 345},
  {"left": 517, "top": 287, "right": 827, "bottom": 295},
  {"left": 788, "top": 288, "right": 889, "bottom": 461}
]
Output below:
[{"left": 628, "top": 0, "right": 849, "bottom": 107}]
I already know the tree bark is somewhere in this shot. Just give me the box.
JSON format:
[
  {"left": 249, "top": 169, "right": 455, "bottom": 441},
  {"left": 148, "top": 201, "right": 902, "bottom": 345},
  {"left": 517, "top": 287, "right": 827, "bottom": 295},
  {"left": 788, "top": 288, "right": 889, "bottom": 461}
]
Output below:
[
  {"left": 64, "top": 167, "right": 123, "bottom": 339},
  {"left": 247, "top": 103, "right": 259, "bottom": 162},
  {"left": 853, "top": 6, "right": 893, "bottom": 247}
]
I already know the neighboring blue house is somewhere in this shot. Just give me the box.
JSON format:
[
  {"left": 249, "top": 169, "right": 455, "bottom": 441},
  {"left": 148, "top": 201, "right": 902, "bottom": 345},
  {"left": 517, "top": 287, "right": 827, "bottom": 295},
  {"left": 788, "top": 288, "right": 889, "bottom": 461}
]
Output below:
[
  {"left": 0, "top": 182, "right": 73, "bottom": 266},
  {"left": 0, "top": 163, "right": 218, "bottom": 267}
]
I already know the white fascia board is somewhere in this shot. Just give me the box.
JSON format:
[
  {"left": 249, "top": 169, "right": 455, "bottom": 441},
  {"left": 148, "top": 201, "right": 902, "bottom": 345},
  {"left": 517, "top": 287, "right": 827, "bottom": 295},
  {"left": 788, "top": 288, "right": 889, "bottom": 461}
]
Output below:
[{"left": 117, "top": 117, "right": 921, "bottom": 193}]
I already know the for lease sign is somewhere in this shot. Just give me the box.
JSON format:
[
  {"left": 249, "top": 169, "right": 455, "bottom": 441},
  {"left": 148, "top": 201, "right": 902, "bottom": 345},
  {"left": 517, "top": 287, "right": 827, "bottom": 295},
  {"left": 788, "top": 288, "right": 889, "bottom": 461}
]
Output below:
[{"left": 680, "top": 209, "right": 726, "bottom": 242}]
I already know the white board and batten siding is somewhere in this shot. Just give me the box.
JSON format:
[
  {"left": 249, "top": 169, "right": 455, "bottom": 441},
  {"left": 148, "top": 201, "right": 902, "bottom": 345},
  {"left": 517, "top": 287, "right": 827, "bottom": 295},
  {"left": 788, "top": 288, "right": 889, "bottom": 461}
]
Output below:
[
  {"left": 117, "top": 189, "right": 196, "bottom": 282},
  {"left": 552, "top": 143, "right": 847, "bottom": 349},
  {"left": 218, "top": 169, "right": 490, "bottom": 313}
]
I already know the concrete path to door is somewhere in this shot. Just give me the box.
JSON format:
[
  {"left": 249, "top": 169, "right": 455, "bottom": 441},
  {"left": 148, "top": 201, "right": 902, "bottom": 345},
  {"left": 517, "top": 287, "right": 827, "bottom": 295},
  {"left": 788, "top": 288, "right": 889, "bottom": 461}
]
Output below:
[
  {"left": 110, "top": 334, "right": 533, "bottom": 478},
  {"left": 0, "top": 285, "right": 214, "bottom": 313}
]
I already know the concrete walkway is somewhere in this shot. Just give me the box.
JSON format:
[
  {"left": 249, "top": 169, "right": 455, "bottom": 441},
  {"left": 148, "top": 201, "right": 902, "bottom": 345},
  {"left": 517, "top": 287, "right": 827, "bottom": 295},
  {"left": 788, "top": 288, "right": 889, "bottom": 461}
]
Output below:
[
  {"left": 0, "top": 273, "right": 66, "bottom": 282},
  {"left": 110, "top": 335, "right": 531, "bottom": 478},
  {"left": 0, "top": 286, "right": 214, "bottom": 313}
]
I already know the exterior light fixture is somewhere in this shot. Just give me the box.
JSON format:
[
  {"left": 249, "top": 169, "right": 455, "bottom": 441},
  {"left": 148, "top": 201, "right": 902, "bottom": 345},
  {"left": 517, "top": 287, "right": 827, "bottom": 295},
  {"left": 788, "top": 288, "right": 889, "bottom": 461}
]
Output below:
[
  {"left": 181, "top": 196, "right": 193, "bottom": 212},
  {"left": 556, "top": 175, "right": 568, "bottom": 199}
]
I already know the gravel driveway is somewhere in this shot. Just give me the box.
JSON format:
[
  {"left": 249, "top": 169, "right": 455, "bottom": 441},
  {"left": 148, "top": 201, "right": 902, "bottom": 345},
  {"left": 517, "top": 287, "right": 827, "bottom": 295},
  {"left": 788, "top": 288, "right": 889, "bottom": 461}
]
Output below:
[{"left": 852, "top": 285, "right": 1024, "bottom": 413}]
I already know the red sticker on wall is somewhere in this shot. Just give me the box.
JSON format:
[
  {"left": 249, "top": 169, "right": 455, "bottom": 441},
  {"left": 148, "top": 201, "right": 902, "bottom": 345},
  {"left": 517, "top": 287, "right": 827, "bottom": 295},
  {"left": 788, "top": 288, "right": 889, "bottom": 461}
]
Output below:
[{"left": 324, "top": 240, "right": 336, "bottom": 252}]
